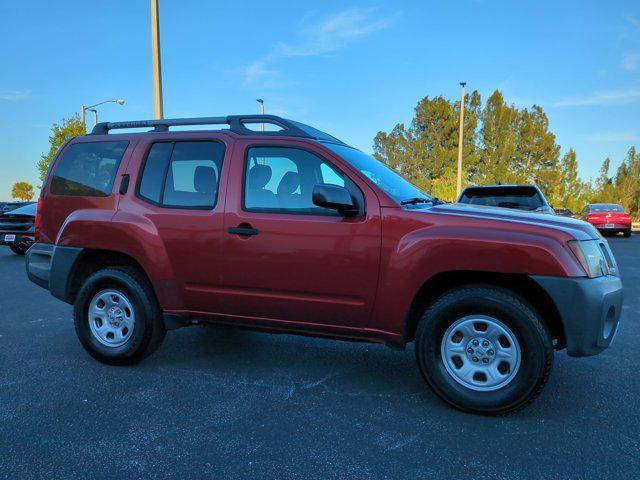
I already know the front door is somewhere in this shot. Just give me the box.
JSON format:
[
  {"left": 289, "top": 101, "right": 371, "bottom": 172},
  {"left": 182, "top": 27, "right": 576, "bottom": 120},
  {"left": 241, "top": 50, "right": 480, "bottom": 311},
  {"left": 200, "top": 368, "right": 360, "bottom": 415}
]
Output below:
[{"left": 218, "top": 140, "right": 381, "bottom": 328}]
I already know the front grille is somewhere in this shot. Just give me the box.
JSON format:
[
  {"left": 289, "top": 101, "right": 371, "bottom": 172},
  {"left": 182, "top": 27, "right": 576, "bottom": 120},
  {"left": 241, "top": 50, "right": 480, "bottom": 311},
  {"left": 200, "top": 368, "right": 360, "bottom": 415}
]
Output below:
[{"left": 0, "top": 217, "right": 33, "bottom": 232}]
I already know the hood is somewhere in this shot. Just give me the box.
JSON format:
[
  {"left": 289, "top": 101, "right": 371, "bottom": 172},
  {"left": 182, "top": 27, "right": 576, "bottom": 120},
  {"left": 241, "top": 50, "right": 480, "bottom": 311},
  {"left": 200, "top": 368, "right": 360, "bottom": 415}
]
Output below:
[{"left": 420, "top": 203, "right": 599, "bottom": 240}]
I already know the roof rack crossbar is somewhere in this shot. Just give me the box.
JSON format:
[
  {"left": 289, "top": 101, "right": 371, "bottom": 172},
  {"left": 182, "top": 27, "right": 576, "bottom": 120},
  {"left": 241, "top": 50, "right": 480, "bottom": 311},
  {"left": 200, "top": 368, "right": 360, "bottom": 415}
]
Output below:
[{"left": 90, "top": 114, "right": 332, "bottom": 141}]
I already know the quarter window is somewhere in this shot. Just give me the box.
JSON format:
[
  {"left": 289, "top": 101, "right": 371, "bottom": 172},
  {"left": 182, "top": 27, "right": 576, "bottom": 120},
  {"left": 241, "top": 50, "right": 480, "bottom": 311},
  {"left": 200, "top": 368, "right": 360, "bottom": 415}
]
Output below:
[
  {"left": 51, "top": 141, "right": 129, "bottom": 196},
  {"left": 138, "top": 141, "right": 224, "bottom": 209}
]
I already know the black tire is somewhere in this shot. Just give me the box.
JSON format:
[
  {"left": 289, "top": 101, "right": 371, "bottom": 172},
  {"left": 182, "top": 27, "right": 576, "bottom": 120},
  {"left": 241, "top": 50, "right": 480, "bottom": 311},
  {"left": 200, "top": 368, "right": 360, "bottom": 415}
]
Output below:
[
  {"left": 415, "top": 284, "right": 553, "bottom": 416},
  {"left": 623, "top": 229, "right": 631, "bottom": 238},
  {"left": 9, "top": 243, "right": 28, "bottom": 255},
  {"left": 74, "top": 266, "right": 166, "bottom": 365}
]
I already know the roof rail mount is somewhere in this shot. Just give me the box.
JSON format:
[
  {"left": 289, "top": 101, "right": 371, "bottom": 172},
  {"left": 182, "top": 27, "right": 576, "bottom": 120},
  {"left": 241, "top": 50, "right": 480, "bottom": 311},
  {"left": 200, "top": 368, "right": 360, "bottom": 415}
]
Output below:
[{"left": 90, "top": 114, "right": 346, "bottom": 145}]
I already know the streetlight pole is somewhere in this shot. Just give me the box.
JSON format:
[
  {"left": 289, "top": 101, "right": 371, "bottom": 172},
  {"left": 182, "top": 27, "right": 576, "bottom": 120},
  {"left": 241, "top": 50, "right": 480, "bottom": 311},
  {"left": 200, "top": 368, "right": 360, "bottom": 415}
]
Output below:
[
  {"left": 151, "top": 0, "right": 164, "bottom": 119},
  {"left": 456, "top": 82, "right": 466, "bottom": 199},
  {"left": 256, "top": 98, "right": 264, "bottom": 131},
  {"left": 80, "top": 99, "right": 125, "bottom": 128},
  {"left": 87, "top": 108, "right": 98, "bottom": 126}
]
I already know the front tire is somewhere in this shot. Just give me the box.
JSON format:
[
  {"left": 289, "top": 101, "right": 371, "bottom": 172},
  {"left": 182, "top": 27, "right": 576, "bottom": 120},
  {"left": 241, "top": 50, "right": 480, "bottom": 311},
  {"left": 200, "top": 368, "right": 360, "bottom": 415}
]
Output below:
[
  {"left": 415, "top": 285, "right": 553, "bottom": 415},
  {"left": 74, "top": 267, "right": 166, "bottom": 365},
  {"left": 623, "top": 229, "right": 631, "bottom": 238}
]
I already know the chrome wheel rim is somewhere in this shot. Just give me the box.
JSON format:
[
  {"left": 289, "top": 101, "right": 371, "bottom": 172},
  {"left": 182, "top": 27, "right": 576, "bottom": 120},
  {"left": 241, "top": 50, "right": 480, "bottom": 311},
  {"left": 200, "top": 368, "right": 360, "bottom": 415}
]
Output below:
[
  {"left": 440, "top": 315, "right": 521, "bottom": 391},
  {"left": 88, "top": 289, "right": 135, "bottom": 348}
]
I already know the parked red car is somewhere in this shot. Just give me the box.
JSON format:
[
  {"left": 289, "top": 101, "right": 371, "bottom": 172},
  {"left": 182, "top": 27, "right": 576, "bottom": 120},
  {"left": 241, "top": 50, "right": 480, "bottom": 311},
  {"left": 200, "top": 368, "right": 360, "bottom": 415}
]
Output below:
[
  {"left": 581, "top": 203, "right": 632, "bottom": 237},
  {"left": 26, "top": 115, "right": 623, "bottom": 415}
]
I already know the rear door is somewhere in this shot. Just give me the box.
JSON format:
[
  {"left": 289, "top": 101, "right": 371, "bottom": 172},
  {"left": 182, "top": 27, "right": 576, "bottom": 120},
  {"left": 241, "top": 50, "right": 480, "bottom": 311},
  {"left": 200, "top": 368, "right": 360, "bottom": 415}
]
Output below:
[
  {"left": 217, "top": 139, "right": 382, "bottom": 328},
  {"left": 118, "top": 134, "right": 231, "bottom": 312}
]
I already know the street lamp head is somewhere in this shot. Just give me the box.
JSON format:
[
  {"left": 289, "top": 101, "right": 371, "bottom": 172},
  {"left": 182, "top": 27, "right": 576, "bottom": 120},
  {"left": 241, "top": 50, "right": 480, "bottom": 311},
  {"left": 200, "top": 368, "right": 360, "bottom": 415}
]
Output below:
[
  {"left": 115, "top": 99, "right": 125, "bottom": 105},
  {"left": 460, "top": 82, "right": 467, "bottom": 87},
  {"left": 256, "top": 98, "right": 264, "bottom": 104}
]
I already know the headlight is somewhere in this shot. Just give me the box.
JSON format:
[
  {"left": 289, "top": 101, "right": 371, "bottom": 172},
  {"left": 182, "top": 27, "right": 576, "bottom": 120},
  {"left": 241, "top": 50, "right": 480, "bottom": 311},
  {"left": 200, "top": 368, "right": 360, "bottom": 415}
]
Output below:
[{"left": 568, "top": 240, "right": 615, "bottom": 277}]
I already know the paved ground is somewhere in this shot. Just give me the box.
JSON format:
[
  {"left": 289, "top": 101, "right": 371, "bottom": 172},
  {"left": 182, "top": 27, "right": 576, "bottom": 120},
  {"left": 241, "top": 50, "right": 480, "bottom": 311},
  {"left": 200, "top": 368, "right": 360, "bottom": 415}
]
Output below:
[{"left": 0, "top": 236, "right": 638, "bottom": 479}]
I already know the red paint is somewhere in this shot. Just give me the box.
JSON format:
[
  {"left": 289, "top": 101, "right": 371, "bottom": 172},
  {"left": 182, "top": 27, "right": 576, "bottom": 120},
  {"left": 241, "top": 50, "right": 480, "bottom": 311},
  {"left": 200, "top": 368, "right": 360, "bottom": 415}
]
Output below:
[
  {"left": 39, "top": 131, "right": 597, "bottom": 347},
  {"left": 582, "top": 205, "right": 632, "bottom": 231}
]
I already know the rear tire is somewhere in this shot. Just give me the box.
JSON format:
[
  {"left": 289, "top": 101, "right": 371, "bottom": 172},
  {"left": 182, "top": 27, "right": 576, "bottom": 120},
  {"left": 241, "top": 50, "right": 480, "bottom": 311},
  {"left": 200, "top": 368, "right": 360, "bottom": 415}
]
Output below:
[
  {"left": 9, "top": 244, "right": 28, "bottom": 255},
  {"left": 623, "top": 229, "right": 631, "bottom": 238},
  {"left": 74, "top": 267, "right": 166, "bottom": 365},
  {"left": 415, "top": 285, "right": 553, "bottom": 415}
]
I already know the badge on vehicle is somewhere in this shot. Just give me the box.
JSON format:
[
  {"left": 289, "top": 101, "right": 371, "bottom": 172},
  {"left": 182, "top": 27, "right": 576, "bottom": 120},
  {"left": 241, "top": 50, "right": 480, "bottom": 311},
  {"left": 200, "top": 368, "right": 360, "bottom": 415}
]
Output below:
[{"left": 4, "top": 234, "right": 16, "bottom": 242}]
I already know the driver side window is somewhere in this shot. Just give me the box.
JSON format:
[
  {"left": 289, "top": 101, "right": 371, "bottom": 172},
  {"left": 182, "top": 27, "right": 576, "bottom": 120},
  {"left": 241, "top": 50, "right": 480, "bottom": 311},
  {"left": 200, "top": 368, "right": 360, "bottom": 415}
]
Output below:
[{"left": 243, "top": 146, "right": 358, "bottom": 215}]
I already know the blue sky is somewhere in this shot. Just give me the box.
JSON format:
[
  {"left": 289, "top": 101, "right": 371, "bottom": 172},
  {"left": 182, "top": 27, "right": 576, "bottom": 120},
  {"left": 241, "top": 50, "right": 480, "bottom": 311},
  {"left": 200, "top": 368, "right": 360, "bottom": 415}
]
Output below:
[{"left": 1, "top": 0, "right": 638, "bottom": 200}]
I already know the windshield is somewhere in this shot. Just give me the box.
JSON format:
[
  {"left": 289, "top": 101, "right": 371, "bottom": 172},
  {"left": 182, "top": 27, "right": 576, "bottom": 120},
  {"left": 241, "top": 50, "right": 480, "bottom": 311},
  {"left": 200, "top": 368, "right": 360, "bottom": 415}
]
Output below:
[
  {"left": 459, "top": 187, "right": 544, "bottom": 211},
  {"left": 324, "top": 143, "right": 430, "bottom": 204}
]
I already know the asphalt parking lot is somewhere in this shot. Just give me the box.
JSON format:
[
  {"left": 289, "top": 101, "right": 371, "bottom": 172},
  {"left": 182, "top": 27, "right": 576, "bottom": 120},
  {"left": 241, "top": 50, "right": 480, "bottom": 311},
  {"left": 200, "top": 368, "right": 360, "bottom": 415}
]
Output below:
[{"left": 1, "top": 236, "right": 638, "bottom": 479}]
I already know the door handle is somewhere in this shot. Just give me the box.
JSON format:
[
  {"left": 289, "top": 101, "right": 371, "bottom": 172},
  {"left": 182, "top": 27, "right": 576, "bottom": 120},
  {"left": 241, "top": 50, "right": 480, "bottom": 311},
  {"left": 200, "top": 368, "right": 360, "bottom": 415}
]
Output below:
[{"left": 228, "top": 224, "right": 259, "bottom": 236}]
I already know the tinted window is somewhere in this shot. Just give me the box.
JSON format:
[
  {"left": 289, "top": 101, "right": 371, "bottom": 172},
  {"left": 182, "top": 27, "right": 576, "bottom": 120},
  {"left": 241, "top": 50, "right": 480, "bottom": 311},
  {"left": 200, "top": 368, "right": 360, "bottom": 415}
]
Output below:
[
  {"left": 139, "top": 143, "right": 171, "bottom": 203},
  {"left": 459, "top": 187, "right": 544, "bottom": 211},
  {"left": 51, "top": 141, "right": 128, "bottom": 196},
  {"left": 138, "top": 141, "right": 224, "bottom": 209},
  {"left": 589, "top": 204, "right": 625, "bottom": 213},
  {"left": 244, "top": 147, "right": 359, "bottom": 214}
]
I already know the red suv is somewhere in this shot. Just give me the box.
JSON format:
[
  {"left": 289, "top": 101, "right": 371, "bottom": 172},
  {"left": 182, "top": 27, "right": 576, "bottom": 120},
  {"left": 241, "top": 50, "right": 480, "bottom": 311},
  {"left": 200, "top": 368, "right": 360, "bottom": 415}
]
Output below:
[
  {"left": 26, "top": 115, "right": 623, "bottom": 415},
  {"left": 581, "top": 203, "right": 632, "bottom": 237}
]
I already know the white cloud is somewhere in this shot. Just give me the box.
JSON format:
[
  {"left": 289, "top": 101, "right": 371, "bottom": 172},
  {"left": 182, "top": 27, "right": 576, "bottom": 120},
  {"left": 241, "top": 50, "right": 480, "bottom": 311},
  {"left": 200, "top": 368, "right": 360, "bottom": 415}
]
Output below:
[
  {"left": 585, "top": 132, "right": 640, "bottom": 142},
  {"left": 242, "top": 8, "right": 395, "bottom": 85},
  {"left": 622, "top": 52, "right": 640, "bottom": 71},
  {"left": 0, "top": 90, "right": 29, "bottom": 101},
  {"left": 553, "top": 89, "right": 640, "bottom": 107}
]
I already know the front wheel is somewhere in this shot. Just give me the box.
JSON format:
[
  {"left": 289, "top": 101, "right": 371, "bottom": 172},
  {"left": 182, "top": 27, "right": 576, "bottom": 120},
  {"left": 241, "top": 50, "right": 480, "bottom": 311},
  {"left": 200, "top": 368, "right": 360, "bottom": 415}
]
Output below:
[
  {"left": 415, "top": 285, "right": 553, "bottom": 415},
  {"left": 74, "top": 267, "right": 166, "bottom": 365},
  {"left": 623, "top": 229, "right": 631, "bottom": 238}
]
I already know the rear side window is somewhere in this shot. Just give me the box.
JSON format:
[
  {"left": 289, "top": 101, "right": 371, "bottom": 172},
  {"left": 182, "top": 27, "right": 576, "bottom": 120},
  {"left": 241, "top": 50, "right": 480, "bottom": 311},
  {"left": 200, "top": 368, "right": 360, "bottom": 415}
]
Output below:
[
  {"left": 137, "top": 141, "right": 224, "bottom": 209},
  {"left": 51, "top": 141, "right": 128, "bottom": 196}
]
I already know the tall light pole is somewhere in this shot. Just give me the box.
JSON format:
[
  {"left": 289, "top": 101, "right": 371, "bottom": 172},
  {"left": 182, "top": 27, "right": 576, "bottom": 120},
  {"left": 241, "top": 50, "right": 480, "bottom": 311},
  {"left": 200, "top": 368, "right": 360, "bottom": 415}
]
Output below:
[
  {"left": 151, "top": 0, "right": 164, "bottom": 119},
  {"left": 256, "top": 98, "right": 264, "bottom": 131},
  {"left": 456, "top": 82, "right": 466, "bottom": 198},
  {"left": 81, "top": 99, "right": 125, "bottom": 126}
]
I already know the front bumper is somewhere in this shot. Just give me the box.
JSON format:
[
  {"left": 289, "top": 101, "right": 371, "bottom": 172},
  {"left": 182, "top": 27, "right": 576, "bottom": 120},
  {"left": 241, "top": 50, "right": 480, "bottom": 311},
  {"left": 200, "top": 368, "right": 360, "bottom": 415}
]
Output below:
[
  {"left": 0, "top": 233, "right": 34, "bottom": 246},
  {"left": 531, "top": 274, "right": 623, "bottom": 357}
]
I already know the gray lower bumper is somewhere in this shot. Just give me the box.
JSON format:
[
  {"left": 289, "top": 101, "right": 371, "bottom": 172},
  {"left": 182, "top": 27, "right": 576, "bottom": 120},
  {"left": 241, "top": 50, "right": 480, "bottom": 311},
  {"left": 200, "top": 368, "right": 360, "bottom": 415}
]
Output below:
[
  {"left": 530, "top": 274, "right": 623, "bottom": 357},
  {"left": 26, "top": 243, "right": 84, "bottom": 303}
]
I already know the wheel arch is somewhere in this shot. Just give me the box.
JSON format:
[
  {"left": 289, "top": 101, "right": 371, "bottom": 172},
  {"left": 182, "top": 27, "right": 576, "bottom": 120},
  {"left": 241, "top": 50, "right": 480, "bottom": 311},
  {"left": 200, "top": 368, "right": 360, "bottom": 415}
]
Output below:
[
  {"left": 65, "top": 249, "right": 157, "bottom": 306},
  {"left": 403, "top": 271, "right": 566, "bottom": 348}
]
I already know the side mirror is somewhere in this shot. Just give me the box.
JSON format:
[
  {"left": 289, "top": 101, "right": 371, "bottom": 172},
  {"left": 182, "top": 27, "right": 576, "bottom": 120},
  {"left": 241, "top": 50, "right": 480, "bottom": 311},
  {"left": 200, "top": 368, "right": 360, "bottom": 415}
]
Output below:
[{"left": 312, "top": 184, "right": 358, "bottom": 216}]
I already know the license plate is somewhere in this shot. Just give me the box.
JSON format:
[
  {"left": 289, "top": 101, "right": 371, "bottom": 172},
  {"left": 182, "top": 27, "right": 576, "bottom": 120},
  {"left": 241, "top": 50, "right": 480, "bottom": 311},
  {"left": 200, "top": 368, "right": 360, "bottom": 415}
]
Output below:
[
  {"left": 604, "top": 224, "right": 614, "bottom": 228},
  {"left": 4, "top": 234, "right": 16, "bottom": 242}
]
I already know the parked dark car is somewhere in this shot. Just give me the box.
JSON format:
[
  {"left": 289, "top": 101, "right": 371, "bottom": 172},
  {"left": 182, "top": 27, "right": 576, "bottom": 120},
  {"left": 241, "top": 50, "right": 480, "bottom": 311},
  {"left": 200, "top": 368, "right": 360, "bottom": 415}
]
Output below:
[
  {"left": 457, "top": 185, "right": 555, "bottom": 214},
  {"left": 0, "top": 202, "right": 37, "bottom": 255},
  {"left": 26, "top": 114, "right": 622, "bottom": 415},
  {"left": 1, "top": 201, "right": 31, "bottom": 214}
]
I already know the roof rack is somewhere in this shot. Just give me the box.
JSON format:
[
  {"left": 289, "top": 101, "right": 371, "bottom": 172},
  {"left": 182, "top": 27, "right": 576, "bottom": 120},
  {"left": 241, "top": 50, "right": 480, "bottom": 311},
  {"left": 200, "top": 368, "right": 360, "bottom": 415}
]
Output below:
[{"left": 90, "top": 114, "right": 347, "bottom": 145}]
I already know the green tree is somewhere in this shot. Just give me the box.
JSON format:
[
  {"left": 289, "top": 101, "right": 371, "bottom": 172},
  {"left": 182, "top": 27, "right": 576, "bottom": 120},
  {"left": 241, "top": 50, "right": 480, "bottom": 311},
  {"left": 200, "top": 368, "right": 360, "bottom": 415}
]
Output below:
[
  {"left": 550, "top": 149, "right": 587, "bottom": 211},
  {"left": 373, "top": 91, "right": 481, "bottom": 191},
  {"left": 37, "top": 115, "right": 86, "bottom": 181},
  {"left": 11, "top": 182, "right": 35, "bottom": 201},
  {"left": 478, "top": 91, "right": 519, "bottom": 184}
]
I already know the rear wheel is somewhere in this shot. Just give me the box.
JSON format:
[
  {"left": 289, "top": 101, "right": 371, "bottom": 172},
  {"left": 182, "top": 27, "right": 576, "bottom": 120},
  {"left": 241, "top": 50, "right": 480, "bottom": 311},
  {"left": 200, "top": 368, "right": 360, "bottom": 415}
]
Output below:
[
  {"left": 623, "top": 229, "right": 631, "bottom": 238},
  {"left": 74, "top": 267, "right": 166, "bottom": 365},
  {"left": 415, "top": 285, "right": 553, "bottom": 415},
  {"left": 9, "top": 243, "right": 28, "bottom": 255}
]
